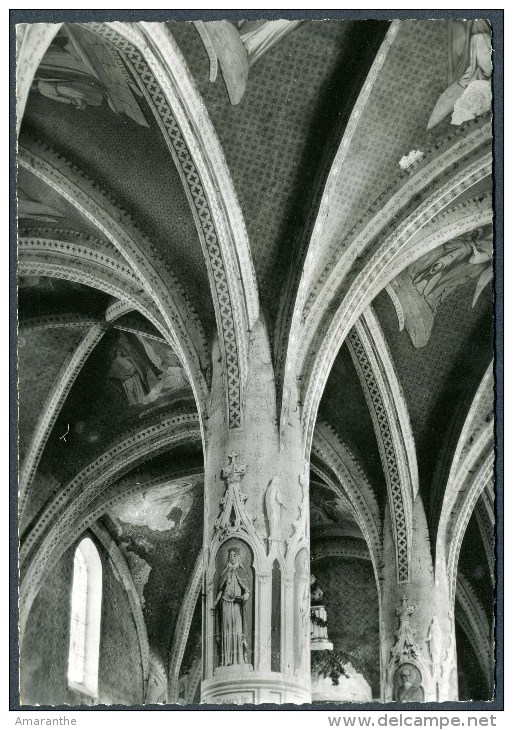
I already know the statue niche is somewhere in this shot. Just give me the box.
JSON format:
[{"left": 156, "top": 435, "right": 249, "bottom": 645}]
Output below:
[
  {"left": 213, "top": 539, "right": 254, "bottom": 670},
  {"left": 393, "top": 663, "right": 425, "bottom": 703}
]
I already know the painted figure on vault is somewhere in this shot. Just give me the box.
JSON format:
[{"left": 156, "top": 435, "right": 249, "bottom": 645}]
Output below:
[{"left": 214, "top": 548, "right": 250, "bottom": 666}]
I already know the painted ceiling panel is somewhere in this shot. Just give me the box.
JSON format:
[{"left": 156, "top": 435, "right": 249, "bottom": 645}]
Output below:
[
  {"left": 34, "top": 329, "right": 195, "bottom": 490},
  {"left": 106, "top": 478, "right": 204, "bottom": 663}
]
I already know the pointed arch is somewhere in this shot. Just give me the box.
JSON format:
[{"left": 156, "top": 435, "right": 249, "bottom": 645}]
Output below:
[
  {"left": 301, "top": 189, "right": 493, "bottom": 458},
  {"left": 475, "top": 486, "right": 495, "bottom": 580},
  {"left": 86, "top": 20, "right": 260, "bottom": 429},
  {"left": 18, "top": 141, "right": 209, "bottom": 427},
  {"left": 456, "top": 573, "right": 493, "bottom": 697},
  {"left": 16, "top": 23, "right": 63, "bottom": 134},
  {"left": 347, "top": 306, "right": 417, "bottom": 583},
  {"left": 90, "top": 522, "right": 150, "bottom": 699},
  {"left": 18, "top": 323, "right": 107, "bottom": 519},
  {"left": 16, "top": 18, "right": 259, "bottom": 429},
  {"left": 312, "top": 422, "right": 383, "bottom": 586},
  {"left": 168, "top": 551, "right": 203, "bottom": 703},
  {"left": 21, "top": 460, "right": 203, "bottom": 640},
  {"left": 20, "top": 411, "right": 201, "bottom": 568},
  {"left": 436, "top": 364, "right": 494, "bottom": 603}
]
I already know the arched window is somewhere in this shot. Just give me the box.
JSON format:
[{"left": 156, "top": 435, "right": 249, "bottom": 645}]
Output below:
[{"left": 68, "top": 537, "right": 103, "bottom": 698}]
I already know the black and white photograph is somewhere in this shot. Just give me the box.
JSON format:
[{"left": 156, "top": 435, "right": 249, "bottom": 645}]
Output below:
[{"left": 11, "top": 7, "right": 503, "bottom": 714}]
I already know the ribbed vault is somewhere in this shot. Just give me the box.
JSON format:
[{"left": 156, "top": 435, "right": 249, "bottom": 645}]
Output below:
[{"left": 17, "top": 16, "right": 496, "bottom": 705}]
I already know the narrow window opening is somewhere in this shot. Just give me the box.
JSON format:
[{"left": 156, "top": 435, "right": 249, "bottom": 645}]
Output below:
[{"left": 68, "top": 537, "right": 102, "bottom": 699}]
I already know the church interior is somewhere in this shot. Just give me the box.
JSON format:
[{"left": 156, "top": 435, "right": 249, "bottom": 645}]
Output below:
[{"left": 16, "top": 18, "right": 495, "bottom": 706}]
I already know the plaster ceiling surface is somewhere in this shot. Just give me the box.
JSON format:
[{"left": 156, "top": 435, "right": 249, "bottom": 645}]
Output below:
[
  {"left": 18, "top": 325, "right": 90, "bottom": 463},
  {"left": 307, "top": 19, "right": 450, "bottom": 293},
  {"left": 170, "top": 19, "right": 389, "bottom": 323},
  {"left": 310, "top": 481, "right": 365, "bottom": 539},
  {"left": 21, "top": 26, "right": 216, "bottom": 337},
  {"left": 318, "top": 342, "right": 386, "bottom": 501}
]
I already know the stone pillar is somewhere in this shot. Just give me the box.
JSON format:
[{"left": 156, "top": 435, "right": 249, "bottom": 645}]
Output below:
[
  {"left": 380, "top": 497, "right": 458, "bottom": 703},
  {"left": 200, "top": 321, "right": 311, "bottom": 704}
]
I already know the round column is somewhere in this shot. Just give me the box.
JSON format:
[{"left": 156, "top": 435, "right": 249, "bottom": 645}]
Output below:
[
  {"left": 200, "top": 322, "right": 311, "bottom": 704},
  {"left": 380, "top": 498, "right": 458, "bottom": 702}
]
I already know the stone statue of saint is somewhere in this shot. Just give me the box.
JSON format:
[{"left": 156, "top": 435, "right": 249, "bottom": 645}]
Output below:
[
  {"left": 426, "top": 616, "right": 443, "bottom": 677},
  {"left": 394, "top": 663, "right": 425, "bottom": 703},
  {"left": 214, "top": 547, "right": 250, "bottom": 666}
]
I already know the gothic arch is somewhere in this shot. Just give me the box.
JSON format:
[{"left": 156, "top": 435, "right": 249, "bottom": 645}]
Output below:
[
  {"left": 436, "top": 364, "right": 494, "bottom": 602},
  {"left": 455, "top": 572, "right": 493, "bottom": 697},
  {"left": 19, "top": 323, "right": 107, "bottom": 518},
  {"left": 279, "top": 116, "right": 491, "bottom": 439},
  {"left": 347, "top": 306, "right": 417, "bottom": 583},
  {"left": 86, "top": 20, "right": 259, "bottom": 430},
  {"left": 90, "top": 521, "right": 150, "bottom": 698},
  {"left": 19, "top": 313, "right": 102, "bottom": 334},
  {"left": 167, "top": 551, "right": 203, "bottom": 703},
  {"left": 16, "top": 18, "right": 260, "bottom": 431},
  {"left": 311, "top": 537, "right": 371, "bottom": 564},
  {"left": 21, "top": 411, "right": 201, "bottom": 565},
  {"left": 446, "top": 455, "right": 493, "bottom": 605},
  {"left": 304, "top": 122, "right": 491, "bottom": 323},
  {"left": 21, "top": 459, "right": 203, "bottom": 639},
  {"left": 312, "top": 422, "right": 383, "bottom": 586},
  {"left": 18, "top": 232, "right": 170, "bottom": 339},
  {"left": 273, "top": 21, "right": 401, "bottom": 403},
  {"left": 475, "top": 486, "right": 495, "bottom": 580},
  {"left": 18, "top": 141, "right": 209, "bottom": 425},
  {"left": 15, "top": 22, "right": 63, "bottom": 134},
  {"left": 301, "top": 190, "right": 493, "bottom": 457}
]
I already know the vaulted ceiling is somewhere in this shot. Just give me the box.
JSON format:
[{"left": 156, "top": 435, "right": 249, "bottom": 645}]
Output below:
[{"left": 17, "top": 18, "right": 494, "bottom": 684}]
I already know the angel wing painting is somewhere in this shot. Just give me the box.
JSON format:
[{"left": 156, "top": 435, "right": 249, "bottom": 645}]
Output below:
[
  {"left": 32, "top": 24, "right": 149, "bottom": 127},
  {"left": 387, "top": 226, "right": 493, "bottom": 349}
]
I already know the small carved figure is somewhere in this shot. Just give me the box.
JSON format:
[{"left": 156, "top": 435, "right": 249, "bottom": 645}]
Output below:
[
  {"left": 426, "top": 616, "right": 443, "bottom": 677},
  {"left": 265, "top": 476, "right": 286, "bottom": 541},
  {"left": 214, "top": 547, "right": 250, "bottom": 666}
]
